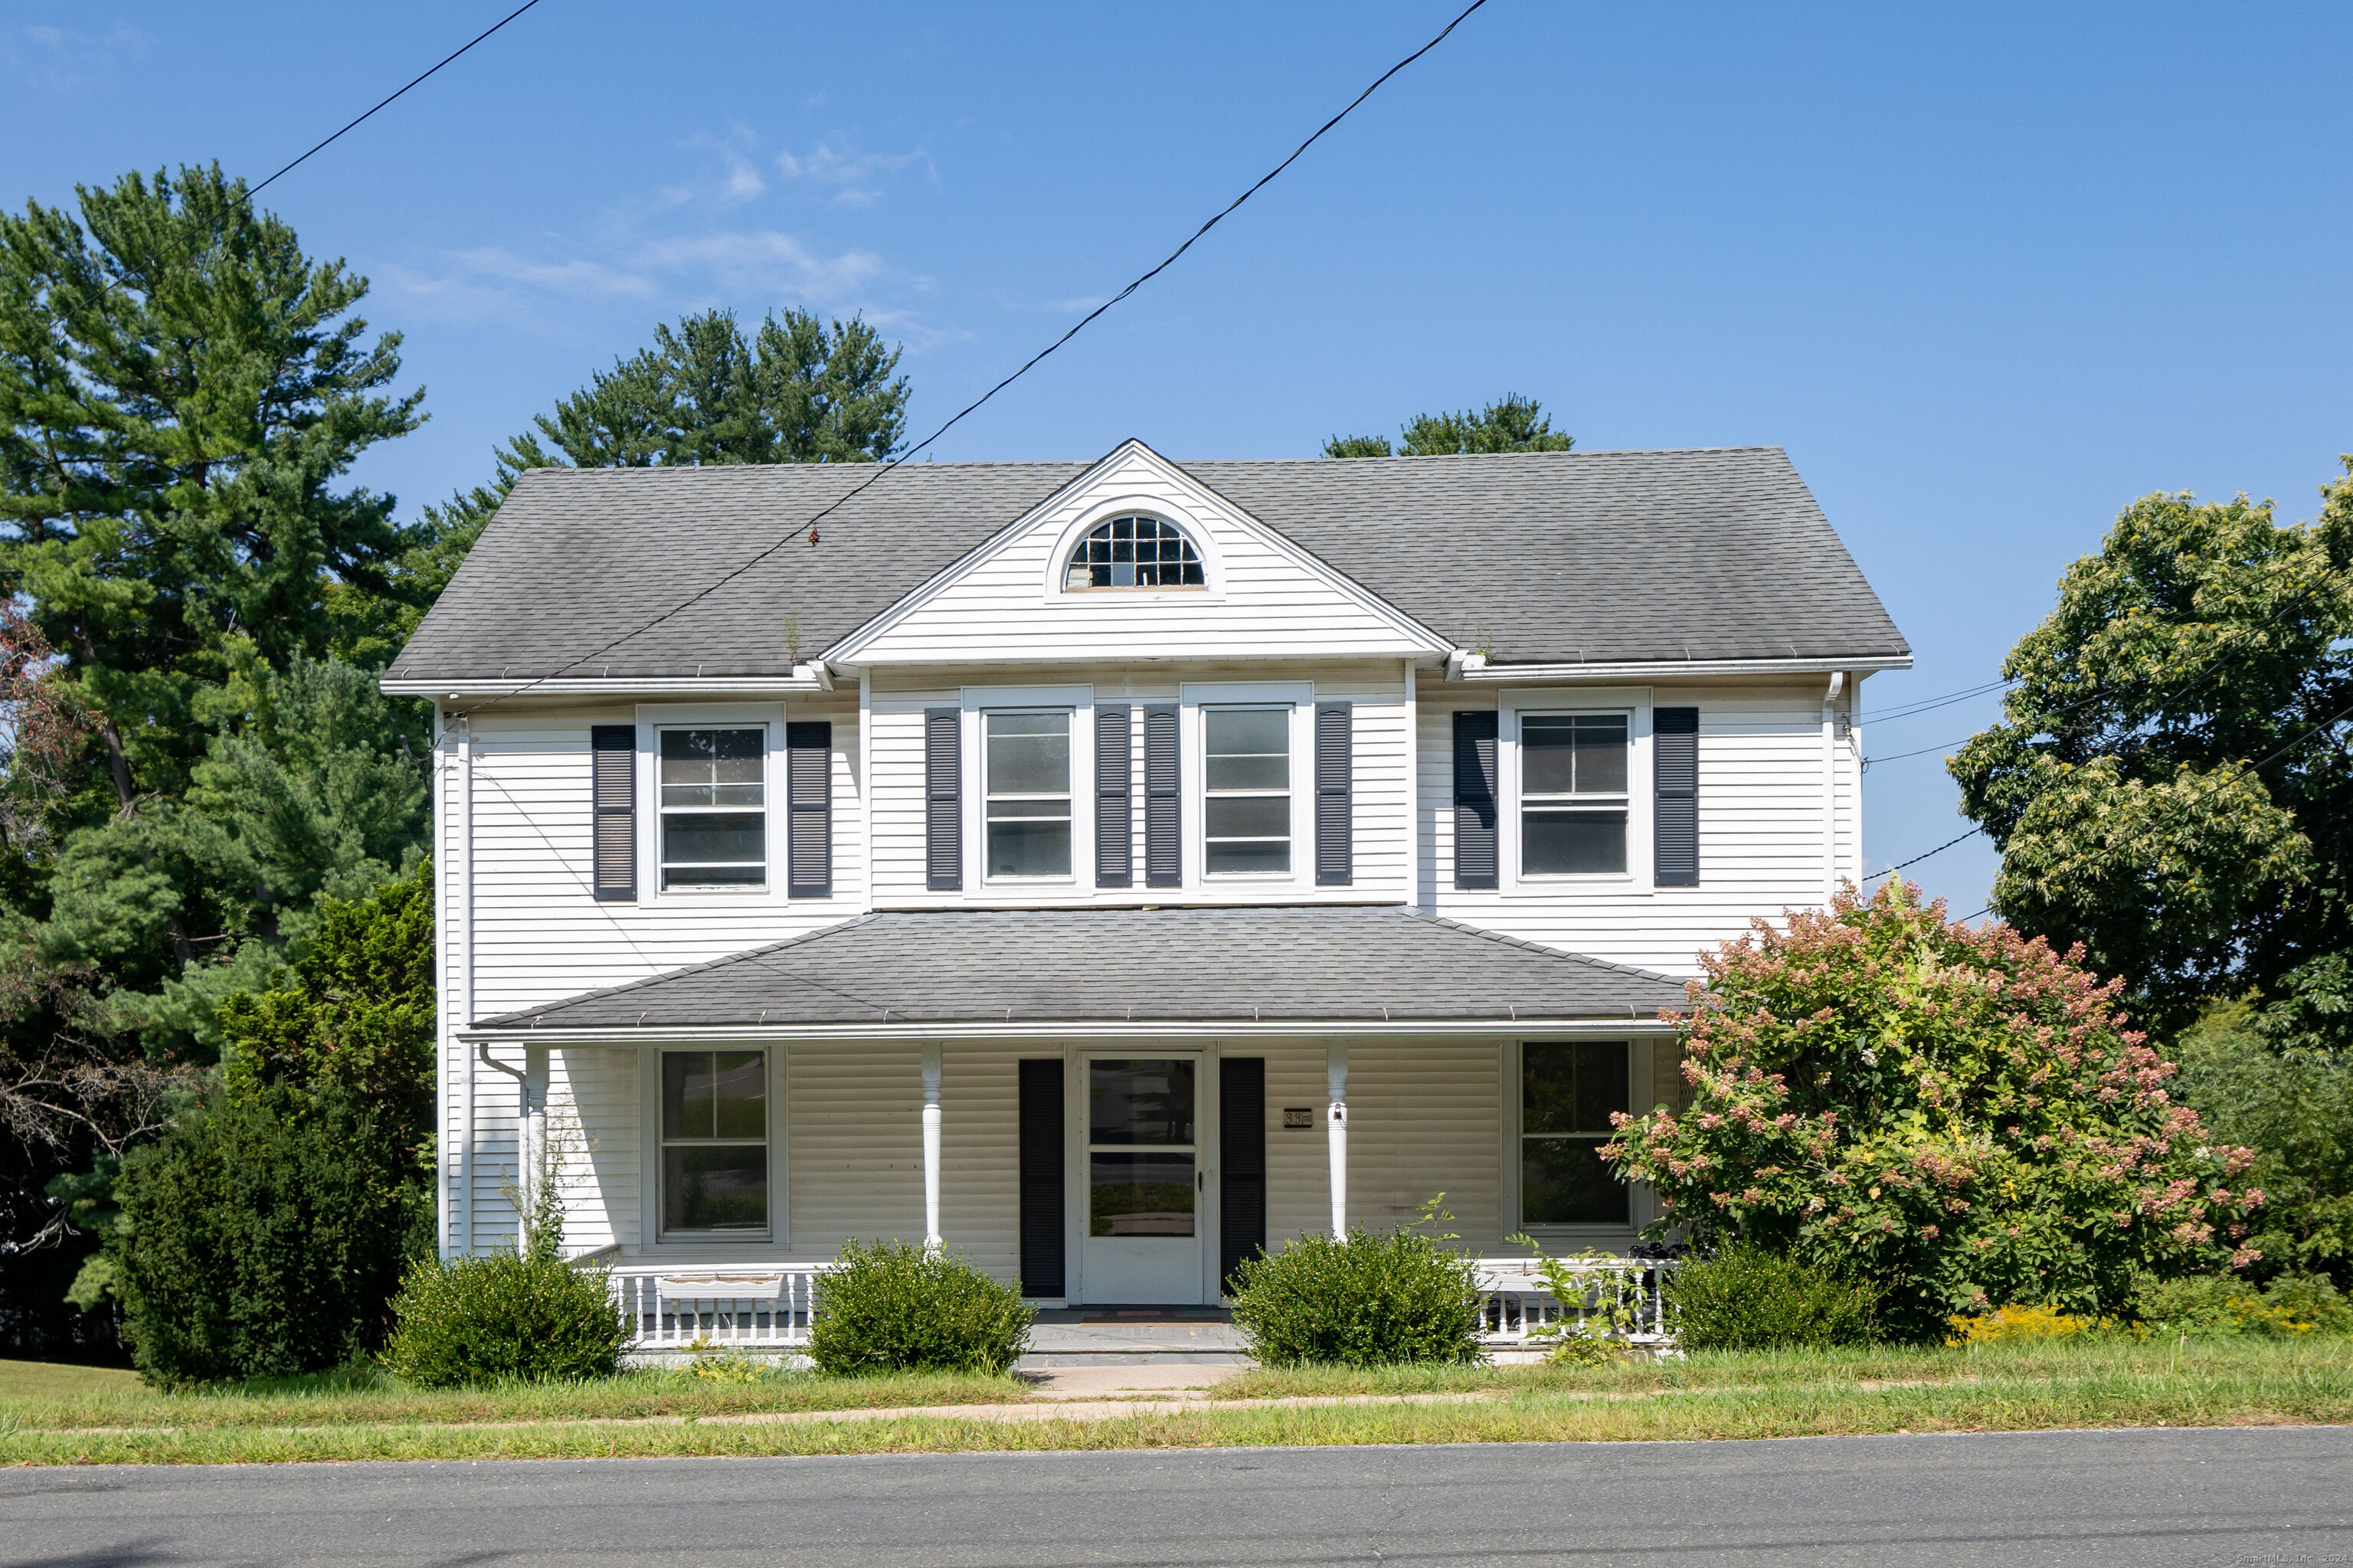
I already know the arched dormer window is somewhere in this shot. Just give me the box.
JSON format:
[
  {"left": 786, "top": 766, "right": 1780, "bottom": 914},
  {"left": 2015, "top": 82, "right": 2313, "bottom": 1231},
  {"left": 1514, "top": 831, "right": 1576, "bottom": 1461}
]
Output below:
[{"left": 1063, "top": 514, "right": 1205, "bottom": 591}]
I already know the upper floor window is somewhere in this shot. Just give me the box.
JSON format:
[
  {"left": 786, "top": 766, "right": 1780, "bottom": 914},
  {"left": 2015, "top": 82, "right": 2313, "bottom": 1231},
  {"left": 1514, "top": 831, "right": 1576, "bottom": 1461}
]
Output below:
[
  {"left": 1064, "top": 514, "right": 1204, "bottom": 591},
  {"left": 1204, "top": 706, "right": 1290, "bottom": 875},
  {"left": 659, "top": 728, "right": 765, "bottom": 889},
  {"left": 1520, "top": 713, "right": 1628, "bottom": 876},
  {"left": 985, "top": 710, "right": 1072, "bottom": 878}
]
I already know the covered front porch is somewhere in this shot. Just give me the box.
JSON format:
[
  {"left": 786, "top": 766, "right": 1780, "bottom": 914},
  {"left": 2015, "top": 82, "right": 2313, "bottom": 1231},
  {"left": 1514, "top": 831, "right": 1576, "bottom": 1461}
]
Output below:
[{"left": 453, "top": 906, "right": 1694, "bottom": 1354}]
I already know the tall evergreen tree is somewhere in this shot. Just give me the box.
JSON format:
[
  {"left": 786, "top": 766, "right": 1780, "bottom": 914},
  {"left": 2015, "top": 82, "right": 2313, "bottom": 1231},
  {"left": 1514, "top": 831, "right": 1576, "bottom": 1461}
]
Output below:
[
  {"left": 424, "top": 306, "right": 911, "bottom": 547},
  {"left": 1324, "top": 393, "right": 1574, "bottom": 458}
]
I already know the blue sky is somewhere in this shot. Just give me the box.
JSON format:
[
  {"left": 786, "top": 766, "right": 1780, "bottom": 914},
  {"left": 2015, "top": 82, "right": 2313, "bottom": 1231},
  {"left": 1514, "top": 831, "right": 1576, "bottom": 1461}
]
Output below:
[{"left": 6, "top": 1, "right": 2351, "bottom": 917}]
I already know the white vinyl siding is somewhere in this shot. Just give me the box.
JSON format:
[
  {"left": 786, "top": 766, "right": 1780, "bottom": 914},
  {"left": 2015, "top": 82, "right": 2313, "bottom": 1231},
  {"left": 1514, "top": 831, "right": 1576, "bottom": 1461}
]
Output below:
[
  {"left": 844, "top": 447, "right": 1438, "bottom": 666},
  {"left": 867, "top": 665, "right": 1412, "bottom": 908},
  {"left": 1420, "top": 683, "right": 1859, "bottom": 978},
  {"left": 449, "top": 702, "right": 860, "bottom": 1020}
]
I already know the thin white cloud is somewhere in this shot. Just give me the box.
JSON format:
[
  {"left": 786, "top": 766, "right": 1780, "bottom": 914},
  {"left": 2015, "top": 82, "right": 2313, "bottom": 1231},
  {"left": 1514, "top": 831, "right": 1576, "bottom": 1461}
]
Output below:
[
  {"left": 453, "top": 247, "right": 658, "bottom": 300},
  {"left": 774, "top": 139, "right": 931, "bottom": 206},
  {"left": 628, "top": 231, "right": 889, "bottom": 303},
  {"left": 11, "top": 18, "right": 150, "bottom": 91}
]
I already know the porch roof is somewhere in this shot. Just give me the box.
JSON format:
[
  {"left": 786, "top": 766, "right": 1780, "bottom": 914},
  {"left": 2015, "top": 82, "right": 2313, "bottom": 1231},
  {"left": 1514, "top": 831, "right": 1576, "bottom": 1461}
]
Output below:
[{"left": 473, "top": 905, "right": 1694, "bottom": 1031}]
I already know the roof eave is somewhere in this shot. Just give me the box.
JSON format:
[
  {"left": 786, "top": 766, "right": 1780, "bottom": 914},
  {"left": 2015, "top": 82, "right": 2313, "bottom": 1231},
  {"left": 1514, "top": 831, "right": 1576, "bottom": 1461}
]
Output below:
[
  {"left": 1455, "top": 653, "right": 1912, "bottom": 683},
  {"left": 460, "top": 1015, "right": 1684, "bottom": 1046}
]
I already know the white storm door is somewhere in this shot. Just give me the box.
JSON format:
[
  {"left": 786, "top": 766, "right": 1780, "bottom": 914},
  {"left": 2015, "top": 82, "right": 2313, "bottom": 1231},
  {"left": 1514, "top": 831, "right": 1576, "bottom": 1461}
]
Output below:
[{"left": 1078, "top": 1055, "right": 1206, "bottom": 1305}]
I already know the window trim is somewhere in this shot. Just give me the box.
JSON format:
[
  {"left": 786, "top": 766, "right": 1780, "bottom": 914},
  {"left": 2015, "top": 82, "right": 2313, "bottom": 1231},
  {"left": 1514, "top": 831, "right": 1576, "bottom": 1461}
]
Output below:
[
  {"left": 1039, "top": 496, "right": 1225, "bottom": 605},
  {"left": 981, "top": 707, "right": 1079, "bottom": 884},
  {"left": 1060, "top": 512, "right": 1208, "bottom": 594},
  {"left": 1499, "top": 688, "right": 1653, "bottom": 893},
  {"left": 1179, "top": 682, "right": 1314, "bottom": 890},
  {"left": 1504, "top": 1038, "right": 1660, "bottom": 1241},
  {"left": 632, "top": 702, "right": 787, "bottom": 905},
  {"left": 961, "top": 686, "right": 1095, "bottom": 894},
  {"left": 654, "top": 724, "right": 771, "bottom": 893},
  {"left": 638, "top": 1046, "right": 785, "bottom": 1249}
]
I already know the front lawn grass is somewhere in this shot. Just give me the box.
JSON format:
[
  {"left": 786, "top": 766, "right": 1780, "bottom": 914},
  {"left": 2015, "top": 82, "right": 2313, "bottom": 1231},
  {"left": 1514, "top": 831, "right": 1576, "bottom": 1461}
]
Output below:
[
  {"left": 0, "top": 1357, "right": 1029, "bottom": 1435},
  {"left": 5, "top": 1335, "right": 2348, "bottom": 1465}
]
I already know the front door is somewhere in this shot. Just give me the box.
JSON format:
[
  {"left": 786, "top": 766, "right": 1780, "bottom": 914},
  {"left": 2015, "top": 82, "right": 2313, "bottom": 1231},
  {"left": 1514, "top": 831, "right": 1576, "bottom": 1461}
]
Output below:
[{"left": 1078, "top": 1055, "right": 1206, "bottom": 1305}]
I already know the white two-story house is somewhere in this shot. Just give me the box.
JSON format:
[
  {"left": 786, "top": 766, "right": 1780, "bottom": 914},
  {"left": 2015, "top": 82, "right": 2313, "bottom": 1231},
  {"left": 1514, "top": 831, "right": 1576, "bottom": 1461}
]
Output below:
[{"left": 384, "top": 439, "right": 1907, "bottom": 1332}]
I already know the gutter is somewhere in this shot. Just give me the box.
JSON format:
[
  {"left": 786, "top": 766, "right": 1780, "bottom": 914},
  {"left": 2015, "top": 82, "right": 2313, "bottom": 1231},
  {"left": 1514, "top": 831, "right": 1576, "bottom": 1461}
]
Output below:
[
  {"left": 455, "top": 1016, "right": 1687, "bottom": 1048},
  {"left": 1454, "top": 654, "right": 1910, "bottom": 683},
  {"left": 383, "top": 673, "right": 828, "bottom": 698}
]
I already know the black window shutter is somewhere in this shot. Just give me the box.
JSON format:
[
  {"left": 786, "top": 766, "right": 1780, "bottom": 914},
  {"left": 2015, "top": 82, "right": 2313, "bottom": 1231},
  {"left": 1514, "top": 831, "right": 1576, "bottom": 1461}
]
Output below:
[
  {"left": 1452, "top": 709, "right": 1499, "bottom": 889},
  {"left": 925, "top": 707, "right": 961, "bottom": 892},
  {"left": 1219, "top": 1057, "right": 1267, "bottom": 1295},
  {"left": 785, "top": 721, "right": 831, "bottom": 899},
  {"left": 1095, "top": 704, "right": 1132, "bottom": 889},
  {"left": 1018, "top": 1058, "right": 1065, "bottom": 1298},
  {"left": 590, "top": 725, "right": 635, "bottom": 901},
  {"left": 1654, "top": 705, "right": 1700, "bottom": 887},
  {"left": 1314, "top": 700, "right": 1352, "bottom": 886},
  {"left": 1144, "top": 702, "right": 1180, "bottom": 889}
]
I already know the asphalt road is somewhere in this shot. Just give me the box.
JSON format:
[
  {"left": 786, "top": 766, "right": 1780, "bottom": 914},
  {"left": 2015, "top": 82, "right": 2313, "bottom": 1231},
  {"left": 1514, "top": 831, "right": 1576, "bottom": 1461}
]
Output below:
[{"left": 8, "top": 1427, "right": 2350, "bottom": 1566}]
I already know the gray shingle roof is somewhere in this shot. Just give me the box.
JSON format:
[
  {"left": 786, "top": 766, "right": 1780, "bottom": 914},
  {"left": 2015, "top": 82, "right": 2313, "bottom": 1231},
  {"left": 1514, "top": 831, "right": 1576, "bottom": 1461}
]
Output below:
[
  {"left": 473, "top": 905, "right": 1695, "bottom": 1030},
  {"left": 389, "top": 447, "right": 1906, "bottom": 681}
]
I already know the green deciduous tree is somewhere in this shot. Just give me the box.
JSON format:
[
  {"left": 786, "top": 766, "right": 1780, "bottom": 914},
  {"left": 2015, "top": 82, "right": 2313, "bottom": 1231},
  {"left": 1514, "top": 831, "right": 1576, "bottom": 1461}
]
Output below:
[
  {"left": 1607, "top": 883, "right": 2262, "bottom": 1340},
  {"left": 1324, "top": 393, "right": 1573, "bottom": 458},
  {"left": 425, "top": 306, "right": 912, "bottom": 544},
  {"left": 2171, "top": 1000, "right": 2353, "bottom": 1290},
  {"left": 1949, "top": 461, "right": 2353, "bottom": 1027}
]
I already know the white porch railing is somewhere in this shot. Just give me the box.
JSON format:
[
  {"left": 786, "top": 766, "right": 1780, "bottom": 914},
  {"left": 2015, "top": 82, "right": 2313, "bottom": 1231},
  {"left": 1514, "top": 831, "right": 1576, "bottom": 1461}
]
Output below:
[
  {"left": 594, "top": 1255, "right": 1677, "bottom": 1354},
  {"left": 604, "top": 1265, "right": 828, "bottom": 1351},
  {"left": 1474, "top": 1257, "right": 1680, "bottom": 1347}
]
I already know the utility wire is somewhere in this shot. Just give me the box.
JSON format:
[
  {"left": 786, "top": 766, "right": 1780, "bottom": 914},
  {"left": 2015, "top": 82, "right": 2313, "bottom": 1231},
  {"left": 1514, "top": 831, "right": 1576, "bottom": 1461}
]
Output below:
[
  {"left": 1952, "top": 693, "right": 2353, "bottom": 924},
  {"left": 446, "top": 0, "right": 1494, "bottom": 719},
  {"left": 250, "top": 0, "right": 548, "bottom": 197}
]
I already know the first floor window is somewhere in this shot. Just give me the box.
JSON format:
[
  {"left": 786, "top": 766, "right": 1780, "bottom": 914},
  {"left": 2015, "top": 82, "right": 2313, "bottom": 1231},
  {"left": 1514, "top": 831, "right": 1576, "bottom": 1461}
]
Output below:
[
  {"left": 660, "top": 728, "right": 766, "bottom": 889},
  {"left": 1204, "top": 706, "right": 1291, "bottom": 875},
  {"left": 1520, "top": 1041, "right": 1629, "bottom": 1226},
  {"left": 1520, "top": 713, "right": 1628, "bottom": 876},
  {"left": 661, "top": 1049, "right": 768, "bottom": 1234},
  {"left": 985, "top": 710, "right": 1072, "bottom": 876}
]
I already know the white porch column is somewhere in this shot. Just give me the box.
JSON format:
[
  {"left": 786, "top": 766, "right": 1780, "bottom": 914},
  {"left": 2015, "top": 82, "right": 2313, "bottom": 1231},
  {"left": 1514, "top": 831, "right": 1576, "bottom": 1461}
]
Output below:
[
  {"left": 921, "top": 1042, "right": 943, "bottom": 1252},
  {"left": 1326, "top": 1041, "right": 1349, "bottom": 1236},
  {"left": 523, "top": 1045, "right": 549, "bottom": 1239}
]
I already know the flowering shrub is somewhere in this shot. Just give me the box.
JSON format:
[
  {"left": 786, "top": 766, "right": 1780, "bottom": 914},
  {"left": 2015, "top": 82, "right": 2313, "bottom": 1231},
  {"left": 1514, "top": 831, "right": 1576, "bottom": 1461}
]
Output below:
[
  {"left": 1606, "top": 882, "right": 2262, "bottom": 1340},
  {"left": 2130, "top": 1273, "right": 2353, "bottom": 1337},
  {"left": 1947, "top": 1304, "right": 2111, "bottom": 1344}
]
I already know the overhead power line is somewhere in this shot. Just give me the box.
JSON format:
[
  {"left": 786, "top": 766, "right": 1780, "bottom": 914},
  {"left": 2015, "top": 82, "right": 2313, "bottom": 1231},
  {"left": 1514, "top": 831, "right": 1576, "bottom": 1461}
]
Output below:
[
  {"left": 446, "top": 0, "right": 1494, "bottom": 720},
  {"left": 250, "top": 0, "right": 548, "bottom": 197},
  {"left": 1952, "top": 694, "right": 2353, "bottom": 924}
]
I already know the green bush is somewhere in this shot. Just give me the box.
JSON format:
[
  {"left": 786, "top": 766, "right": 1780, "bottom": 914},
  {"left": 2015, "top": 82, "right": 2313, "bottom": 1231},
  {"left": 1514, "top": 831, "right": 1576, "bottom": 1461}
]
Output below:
[
  {"left": 381, "top": 1252, "right": 629, "bottom": 1386},
  {"left": 2130, "top": 1272, "right": 2353, "bottom": 1338},
  {"left": 1228, "top": 1227, "right": 1482, "bottom": 1367},
  {"left": 1664, "top": 1246, "right": 1879, "bottom": 1351},
  {"left": 112, "top": 1085, "right": 430, "bottom": 1387},
  {"left": 807, "top": 1240, "right": 1033, "bottom": 1376},
  {"left": 1609, "top": 883, "right": 2264, "bottom": 1340}
]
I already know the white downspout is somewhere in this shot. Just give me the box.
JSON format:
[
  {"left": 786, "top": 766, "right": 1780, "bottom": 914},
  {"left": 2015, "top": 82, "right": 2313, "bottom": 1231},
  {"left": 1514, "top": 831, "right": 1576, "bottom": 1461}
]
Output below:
[
  {"left": 476, "top": 1043, "right": 527, "bottom": 1251},
  {"left": 921, "top": 1042, "right": 943, "bottom": 1252},
  {"left": 1326, "top": 1042, "right": 1349, "bottom": 1236},
  {"left": 1822, "top": 672, "right": 1845, "bottom": 909}
]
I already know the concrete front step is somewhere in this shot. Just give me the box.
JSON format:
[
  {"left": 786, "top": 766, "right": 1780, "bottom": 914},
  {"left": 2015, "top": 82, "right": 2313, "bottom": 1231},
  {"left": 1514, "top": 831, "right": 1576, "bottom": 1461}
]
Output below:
[{"left": 1016, "top": 1319, "right": 1254, "bottom": 1369}]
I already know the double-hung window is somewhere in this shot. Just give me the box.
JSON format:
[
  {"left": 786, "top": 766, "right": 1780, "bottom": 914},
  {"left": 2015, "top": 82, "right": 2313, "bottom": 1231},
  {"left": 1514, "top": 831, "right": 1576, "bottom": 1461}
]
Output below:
[
  {"left": 1520, "top": 1041, "right": 1630, "bottom": 1226},
  {"left": 985, "top": 711, "right": 1072, "bottom": 878},
  {"left": 659, "top": 1049, "right": 769, "bottom": 1236},
  {"left": 1520, "top": 713, "right": 1628, "bottom": 876},
  {"left": 1204, "top": 706, "right": 1291, "bottom": 876},
  {"left": 659, "top": 728, "right": 766, "bottom": 889}
]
